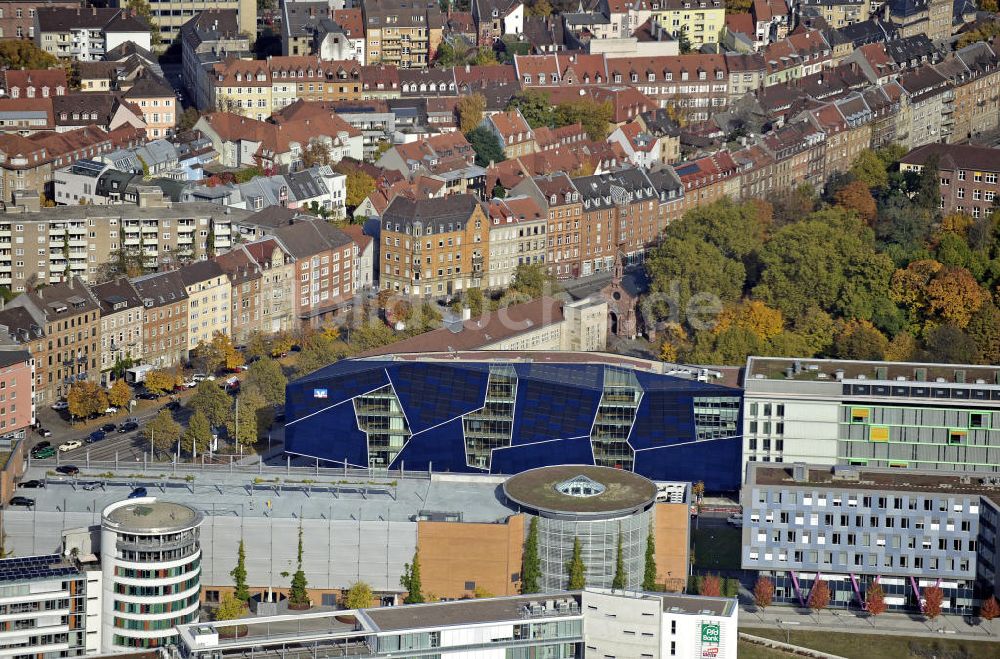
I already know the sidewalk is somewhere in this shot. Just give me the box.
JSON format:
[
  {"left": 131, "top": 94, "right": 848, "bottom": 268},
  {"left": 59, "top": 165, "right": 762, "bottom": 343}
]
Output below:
[{"left": 739, "top": 603, "right": 1000, "bottom": 642}]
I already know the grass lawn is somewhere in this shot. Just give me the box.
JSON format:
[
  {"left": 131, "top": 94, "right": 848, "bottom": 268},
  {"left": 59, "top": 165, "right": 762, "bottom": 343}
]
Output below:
[
  {"left": 691, "top": 525, "right": 742, "bottom": 570},
  {"left": 750, "top": 628, "right": 1000, "bottom": 659},
  {"left": 738, "top": 639, "right": 801, "bottom": 658}
]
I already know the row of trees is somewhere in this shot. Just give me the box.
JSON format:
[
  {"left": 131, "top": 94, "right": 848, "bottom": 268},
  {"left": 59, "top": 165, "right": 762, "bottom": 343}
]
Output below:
[
  {"left": 750, "top": 576, "right": 1000, "bottom": 623},
  {"left": 66, "top": 379, "right": 132, "bottom": 420},
  {"left": 649, "top": 145, "right": 1000, "bottom": 366}
]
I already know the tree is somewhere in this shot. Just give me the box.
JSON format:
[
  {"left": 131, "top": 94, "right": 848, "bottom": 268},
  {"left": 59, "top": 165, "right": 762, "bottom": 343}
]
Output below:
[
  {"left": 849, "top": 149, "right": 890, "bottom": 190},
  {"left": 566, "top": 537, "right": 586, "bottom": 590},
  {"left": 677, "top": 25, "right": 692, "bottom": 53},
  {"left": 401, "top": 550, "right": 424, "bottom": 604},
  {"left": 144, "top": 369, "right": 177, "bottom": 396},
  {"left": 245, "top": 357, "right": 286, "bottom": 406},
  {"left": 231, "top": 539, "right": 250, "bottom": 602},
  {"left": 271, "top": 331, "right": 296, "bottom": 357},
  {"left": 754, "top": 211, "right": 894, "bottom": 323},
  {"left": 884, "top": 332, "right": 917, "bottom": 362},
  {"left": 980, "top": 595, "right": 1000, "bottom": 622},
  {"left": 923, "top": 323, "right": 979, "bottom": 364},
  {"left": 67, "top": 382, "right": 108, "bottom": 419},
  {"left": 343, "top": 582, "right": 373, "bottom": 609},
  {"left": 723, "top": 578, "right": 739, "bottom": 598},
  {"left": 526, "top": 0, "right": 553, "bottom": 15},
  {"left": 126, "top": 0, "right": 161, "bottom": 47},
  {"left": 465, "top": 288, "right": 485, "bottom": 317},
  {"left": 288, "top": 524, "right": 309, "bottom": 607},
  {"left": 0, "top": 41, "right": 60, "bottom": 69},
  {"left": 713, "top": 300, "right": 784, "bottom": 342},
  {"left": 203, "top": 331, "right": 244, "bottom": 372},
  {"left": 301, "top": 141, "right": 334, "bottom": 168},
  {"left": 183, "top": 410, "right": 214, "bottom": 456},
  {"left": 178, "top": 107, "right": 200, "bottom": 132},
  {"left": 833, "top": 319, "right": 888, "bottom": 361},
  {"left": 472, "top": 45, "right": 498, "bottom": 65},
  {"left": 924, "top": 266, "right": 989, "bottom": 329},
  {"left": 967, "top": 302, "right": 1000, "bottom": 364},
  {"left": 522, "top": 517, "right": 541, "bottom": 594},
  {"left": 97, "top": 245, "right": 145, "bottom": 281},
  {"left": 642, "top": 527, "right": 657, "bottom": 591},
  {"left": 107, "top": 379, "right": 132, "bottom": 410},
  {"left": 753, "top": 577, "right": 774, "bottom": 610},
  {"left": 865, "top": 581, "right": 887, "bottom": 618},
  {"left": 506, "top": 89, "right": 553, "bottom": 128},
  {"left": 807, "top": 579, "right": 830, "bottom": 612},
  {"left": 214, "top": 593, "right": 247, "bottom": 621},
  {"left": 466, "top": 126, "right": 506, "bottom": 167},
  {"left": 915, "top": 153, "right": 941, "bottom": 213},
  {"left": 834, "top": 180, "right": 878, "bottom": 225},
  {"left": 699, "top": 575, "right": 722, "bottom": 597},
  {"left": 245, "top": 331, "right": 272, "bottom": 361},
  {"left": 553, "top": 100, "right": 614, "bottom": 141},
  {"left": 344, "top": 167, "right": 375, "bottom": 208},
  {"left": 293, "top": 331, "right": 351, "bottom": 379},
  {"left": 456, "top": 93, "right": 486, "bottom": 134},
  {"left": 511, "top": 263, "right": 555, "bottom": 298},
  {"left": 922, "top": 585, "right": 944, "bottom": 621},
  {"left": 189, "top": 379, "right": 231, "bottom": 428},
  {"left": 646, "top": 237, "right": 744, "bottom": 324},
  {"left": 146, "top": 409, "right": 181, "bottom": 454},
  {"left": 611, "top": 531, "right": 626, "bottom": 590},
  {"left": 670, "top": 198, "right": 767, "bottom": 264},
  {"left": 228, "top": 390, "right": 263, "bottom": 448}
]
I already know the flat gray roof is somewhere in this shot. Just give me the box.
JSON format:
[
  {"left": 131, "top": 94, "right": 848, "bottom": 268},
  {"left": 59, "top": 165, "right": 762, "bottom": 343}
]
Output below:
[
  {"left": 362, "top": 594, "right": 580, "bottom": 632},
  {"left": 105, "top": 500, "right": 200, "bottom": 533}
]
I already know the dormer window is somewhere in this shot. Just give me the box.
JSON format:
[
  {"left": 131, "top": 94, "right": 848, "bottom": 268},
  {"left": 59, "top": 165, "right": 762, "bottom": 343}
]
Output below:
[{"left": 648, "top": 73, "right": 655, "bottom": 82}]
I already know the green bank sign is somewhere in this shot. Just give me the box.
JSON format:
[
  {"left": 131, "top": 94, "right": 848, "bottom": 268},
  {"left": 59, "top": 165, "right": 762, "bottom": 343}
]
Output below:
[{"left": 701, "top": 623, "right": 720, "bottom": 643}]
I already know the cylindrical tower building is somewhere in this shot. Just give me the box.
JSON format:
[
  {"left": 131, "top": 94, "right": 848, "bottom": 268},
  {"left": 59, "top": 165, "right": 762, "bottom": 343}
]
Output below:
[
  {"left": 503, "top": 465, "right": 658, "bottom": 593},
  {"left": 100, "top": 498, "right": 203, "bottom": 653}
]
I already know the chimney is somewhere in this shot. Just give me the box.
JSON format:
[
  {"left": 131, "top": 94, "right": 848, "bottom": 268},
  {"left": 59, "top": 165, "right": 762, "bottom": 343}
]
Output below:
[{"left": 461, "top": 307, "right": 471, "bottom": 321}]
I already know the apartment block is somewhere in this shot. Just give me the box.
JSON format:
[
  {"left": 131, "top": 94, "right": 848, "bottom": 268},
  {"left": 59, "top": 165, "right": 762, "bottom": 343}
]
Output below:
[
  {"left": 742, "top": 357, "right": 1000, "bottom": 476},
  {"left": 92, "top": 278, "right": 143, "bottom": 385},
  {"left": 0, "top": 277, "right": 100, "bottom": 404},
  {"left": 34, "top": 6, "right": 150, "bottom": 60},
  {"left": 242, "top": 237, "right": 295, "bottom": 334},
  {"left": 178, "top": 260, "right": 231, "bottom": 351},
  {"left": 649, "top": 0, "right": 726, "bottom": 48},
  {"left": 742, "top": 463, "right": 1000, "bottom": 613},
  {"left": 0, "top": 347, "right": 34, "bottom": 445},
  {"left": 142, "top": 0, "right": 255, "bottom": 47},
  {"left": 900, "top": 143, "right": 1000, "bottom": 220},
  {"left": 132, "top": 270, "right": 189, "bottom": 369},
  {"left": 0, "top": 197, "right": 250, "bottom": 287},
  {"left": 0, "top": 554, "right": 102, "bottom": 656},
  {"left": 380, "top": 194, "right": 487, "bottom": 297},
  {"left": 362, "top": 0, "right": 444, "bottom": 69}
]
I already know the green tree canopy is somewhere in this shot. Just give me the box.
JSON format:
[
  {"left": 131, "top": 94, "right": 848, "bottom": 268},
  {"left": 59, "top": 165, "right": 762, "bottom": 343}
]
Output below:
[
  {"left": 183, "top": 410, "right": 214, "bottom": 456},
  {"left": 466, "top": 126, "right": 506, "bottom": 167},
  {"left": 566, "top": 537, "right": 586, "bottom": 590},
  {"left": 189, "top": 380, "right": 231, "bottom": 428},
  {"left": 753, "top": 211, "right": 894, "bottom": 324},
  {"left": 401, "top": 550, "right": 424, "bottom": 604},
  {"left": 646, "top": 237, "right": 744, "bottom": 326},
  {"left": 146, "top": 409, "right": 181, "bottom": 455},
  {"left": 343, "top": 582, "right": 373, "bottom": 609},
  {"left": 0, "top": 41, "right": 60, "bottom": 69},
  {"left": 231, "top": 539, "right": 250, "bottom": 602},
  {"left": 521, "top": 517, "right": 541, "bottom": 594},
  {"left": 642, "top": 527, "right": 657, "bottom": 591},
  {"left": 245, "top": 357, "right": 287, "bottom": 406}
]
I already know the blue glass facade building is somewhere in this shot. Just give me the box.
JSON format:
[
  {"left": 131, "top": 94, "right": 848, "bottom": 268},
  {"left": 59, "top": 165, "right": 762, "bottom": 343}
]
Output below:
[{"left": 285, "top": 355, "right": 744, "bottom": 490}]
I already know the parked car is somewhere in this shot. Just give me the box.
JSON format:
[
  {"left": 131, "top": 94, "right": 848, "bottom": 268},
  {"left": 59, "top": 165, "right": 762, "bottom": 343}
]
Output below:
[
  {"left": 8, "top": 496, "right": 34, "bottom": 507},
  {"left": 192, "top": 374, "right": 208, "bottom": 382},
  {"left": 183, "top": 379, "right": 198, "bottom": 388},
  {"left": 55, "top": 465, "right": 80, "bottom": 476},
  {"left": 101, "top": 423, "right": 116, "bottom": 433},
  {"left": 18, "top": 480, "right": 43, "bottom": 489},
  {"left": 81, "top": 481, "right": 101, "bottom": 491},
  {"left": 87, "top": 431, "right": 106, "bottom": 444},
  {"left": 34, "top": 441, "right": 51, "bottom": 451},
  {"left": 59, "top": 440, "right": 83, "bottom": 452},
  {"left": 35, "top": 427, "right": 52, "bottom": 437},
  {"left": 138, "top": 392, "right": 159, "bottom": 400},
  {"left": 31, "top": 447, "right": 56, "bottom": 459},
  {"left": 104, "top": 407, "right": 118, "bottom": 415},
  {"left": 127, "top": 487, "right": 148, "bottom": 499},
  {"left": 51, "top": 401, "right": 69, "bottom": 411},
  {"left": 118, "top": 421, "right": 139, "bottom": 433}
]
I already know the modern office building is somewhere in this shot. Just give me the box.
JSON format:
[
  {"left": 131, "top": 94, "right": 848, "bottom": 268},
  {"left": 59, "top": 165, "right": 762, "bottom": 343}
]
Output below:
[
  {"left": 0, "top": 554, "right": 102, "bottom": 656},
  {"left": 176, "top": 589, "right": 739, "bottom": 659},
  {"left": 100, "top": 498, "right": 203, "bottom": 652},
  {"left": 742, "top": 357, "right": 1000, "bottom": 477},
  {"left": 285, "top": 351, "right": 743, "bottom": 490},
  {"left": 741, "top": 462, "right": 1000, "bottom": 614}
]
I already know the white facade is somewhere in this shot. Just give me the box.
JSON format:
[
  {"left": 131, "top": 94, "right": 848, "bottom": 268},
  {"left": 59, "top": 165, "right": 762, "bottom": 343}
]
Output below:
[
  {"left": 104, "top": 30, "right": 152, "bottom": 54},
  {"left": 742, "top": 383, "right": 841, "bottom": 474},
  {"left": 100, "top": 498, "right": 203, "bottom": 653},
  {"left": 580, "top": 590, "right": 738, "bottom": 659},
  {"left": 0, "top": 555, "right": 103, "bottom": 657}
]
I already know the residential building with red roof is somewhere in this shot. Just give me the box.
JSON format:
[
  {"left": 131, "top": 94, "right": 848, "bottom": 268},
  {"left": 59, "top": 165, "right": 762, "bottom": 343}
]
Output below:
[
  {"left": 673, "top": 150, "right": 740, "bottom": 213},
  {"left": 752, "top": 0, "right": 790, "bottom": 48},
  {"left": 533, "top": 123, "right": 588, "bottom": 151},
  {"left": 605, "top": 55, "right": 728, "bottom": 122},
  {"left": 242, "top": 237, "right": 296, "bottom": 333},
  {"left": 375, "top": 132, "right": 475, "bottom": 178},
  {"left": 0, "top": 69, "right": 67, "bottom": 99},
  {"left": 481, "top": 108, "right": 536, "bottom": 158},
  {"left": 607, "top": 120, "right": 669, "bottom": 167}
]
